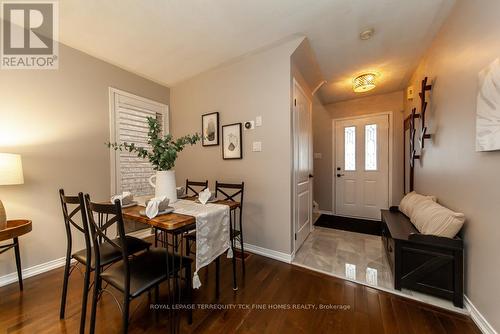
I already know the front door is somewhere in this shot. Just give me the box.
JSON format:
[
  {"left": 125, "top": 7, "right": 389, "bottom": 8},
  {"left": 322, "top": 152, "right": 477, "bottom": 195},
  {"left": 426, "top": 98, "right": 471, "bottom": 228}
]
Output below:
[
  {"left": 293, "top": 80, "right": 313, "bottom": 253},
  {"left": 335, "top": 114, "right": 389, "bottom": 220}
]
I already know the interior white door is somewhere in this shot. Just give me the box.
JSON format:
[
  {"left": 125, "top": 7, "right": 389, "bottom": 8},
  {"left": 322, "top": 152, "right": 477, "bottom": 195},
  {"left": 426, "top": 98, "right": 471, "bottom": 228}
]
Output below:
[
  {"left": 335, "top": 114, "right": 389, "bottom": 220},
  {"left": 293, "top": 80, "right": 313, "bottom": 252}
]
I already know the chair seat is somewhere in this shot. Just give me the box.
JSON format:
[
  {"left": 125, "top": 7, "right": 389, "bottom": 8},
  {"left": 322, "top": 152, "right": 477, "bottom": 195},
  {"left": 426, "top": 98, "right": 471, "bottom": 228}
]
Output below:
[
  {"left": 100, "top": 248, "right": 192, "bottom": 298},
  {"left": 72, "top": 236, "right": 150, "bottom": 269}
]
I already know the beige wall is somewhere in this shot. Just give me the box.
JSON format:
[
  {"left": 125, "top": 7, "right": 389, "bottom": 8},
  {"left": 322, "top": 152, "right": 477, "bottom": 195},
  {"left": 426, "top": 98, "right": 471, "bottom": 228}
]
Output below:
[
  {"left": 311, "top": 96, "right": 331, "bottom": 211},
  {"left": 313, "top": 91, "right": 405, "bottom": 211},
  {"left": 171, "top": 38, "right": 302, "bottom": 255},
  {"left": 0, "top": 43, "right": 169, "bottom": 279},
  {"left": 405, "top": 0, "right": 500, "bottom": 329}
]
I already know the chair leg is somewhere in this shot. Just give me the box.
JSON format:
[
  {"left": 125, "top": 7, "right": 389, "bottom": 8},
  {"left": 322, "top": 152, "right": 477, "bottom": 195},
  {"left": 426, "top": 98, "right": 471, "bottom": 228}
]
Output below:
[
  {"left": 59, "top": 254, "right": 72, "bottom": 318},
  {"left": 89, "top": 270, "right": 101, "bottom": 334},
  {"left": 215, "top": 256, "right": 220, "bottom": 299},
  {"left": 13, "top": 237, "right": 23, "bottom": 291},
  {"left": 154, "top": 229, "right": 158, "bottom": 247},
  {"left": 185, "top": 238, "right": 190, "bottom": 256},
  {"left": 79, "top": 264, "right": 91, "bottom": 334},
  {"left": 185, "top": 264, "right": 192, "bottom": 324},
  {"left": 239, "top": 221, "right": 245, "bottom": 274},
  {"left": 154, "top": 286, "right": 159, "bottom": 322},
  {"left": 122, "top": 295, "right": 130, "bottom": 334}
]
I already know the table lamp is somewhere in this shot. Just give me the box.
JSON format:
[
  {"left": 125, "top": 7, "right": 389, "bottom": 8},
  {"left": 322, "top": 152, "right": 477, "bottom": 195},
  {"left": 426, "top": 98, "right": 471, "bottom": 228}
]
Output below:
[{"left": 0, "top": 153, "right": 24, "bottom": 229}]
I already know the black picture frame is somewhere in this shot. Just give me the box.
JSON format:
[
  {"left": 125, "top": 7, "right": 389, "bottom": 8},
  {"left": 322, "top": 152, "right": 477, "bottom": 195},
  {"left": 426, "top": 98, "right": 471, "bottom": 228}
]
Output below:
[
  {"left": 202, "top": 111, "right": 219, "bottom": 146},
  {"left": 222, "top": 123, "right": 243, "bottom": 160}
]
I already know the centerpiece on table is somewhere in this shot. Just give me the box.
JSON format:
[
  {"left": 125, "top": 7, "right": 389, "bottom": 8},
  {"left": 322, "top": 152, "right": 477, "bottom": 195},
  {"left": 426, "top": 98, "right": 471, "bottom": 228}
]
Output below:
[{"left": 108, "top": 117, "right": 200, "bottom": 203}]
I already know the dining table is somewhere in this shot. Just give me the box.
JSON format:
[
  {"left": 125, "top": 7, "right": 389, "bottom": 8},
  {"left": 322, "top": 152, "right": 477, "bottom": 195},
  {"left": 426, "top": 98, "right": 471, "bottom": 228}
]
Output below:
[{"left": 121, "top": 196, "right": 241, "bottom": 305}]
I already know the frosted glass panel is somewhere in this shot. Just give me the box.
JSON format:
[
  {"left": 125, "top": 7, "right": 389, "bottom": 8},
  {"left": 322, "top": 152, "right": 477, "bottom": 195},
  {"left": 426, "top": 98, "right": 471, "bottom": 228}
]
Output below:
[
  {"left": 344, "top": 126, "right": 356, "bottom": 171},
  {"left": 365, "top": 124, "right": 377, "bottom": 170}
]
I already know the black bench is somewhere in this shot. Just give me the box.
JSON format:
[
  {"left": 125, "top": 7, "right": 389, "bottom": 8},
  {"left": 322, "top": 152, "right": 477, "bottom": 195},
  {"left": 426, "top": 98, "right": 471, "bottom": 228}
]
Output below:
[{"left": 381, "top": 207, "right": 464, "bottom": 307}]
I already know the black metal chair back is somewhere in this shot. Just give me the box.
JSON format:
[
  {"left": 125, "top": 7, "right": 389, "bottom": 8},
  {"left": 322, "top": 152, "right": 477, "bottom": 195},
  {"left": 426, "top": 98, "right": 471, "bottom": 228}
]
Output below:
[
  {"left": 59, "top": 189, "right": 92, "bottom": 262},
  {"left": 215, "top": 181, "right": 245, "bottom": 207},
  {"left": 84, "top": 195, "right": 129, "bottom": 274},
  {"left": 185, "top": 179, "right": 208, "bottom": 196}
]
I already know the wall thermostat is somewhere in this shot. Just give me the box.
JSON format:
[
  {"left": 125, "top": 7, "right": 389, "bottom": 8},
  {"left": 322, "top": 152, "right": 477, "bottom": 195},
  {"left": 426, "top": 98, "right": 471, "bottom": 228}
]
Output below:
[{"left": 244, "top": 121, "right": 255, "bottom": 130}]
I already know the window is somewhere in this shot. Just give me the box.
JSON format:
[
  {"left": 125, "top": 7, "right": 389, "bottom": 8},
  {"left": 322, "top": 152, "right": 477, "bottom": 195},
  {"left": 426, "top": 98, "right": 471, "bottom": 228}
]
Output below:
[
  {"left": 365, "top": 124, "right": 377, "bottom": 170},
  {"left": 344, "top": 126, "right": 356, "bottom": 171},
  {"left": 109, "top": 88, "right": 169, "bottom": 196}
]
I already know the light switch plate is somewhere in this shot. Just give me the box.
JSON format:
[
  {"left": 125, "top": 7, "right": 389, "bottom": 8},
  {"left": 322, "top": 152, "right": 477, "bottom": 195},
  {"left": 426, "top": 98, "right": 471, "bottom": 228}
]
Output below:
[
  {"left": 255, "top": 116, "right": 262, "bottom": 127},
  {"left": 314, "top": 153, "right": 322, "bottom": 159},
  {"left": 252, "top": 141, "right": 262, "bottom": 152}
]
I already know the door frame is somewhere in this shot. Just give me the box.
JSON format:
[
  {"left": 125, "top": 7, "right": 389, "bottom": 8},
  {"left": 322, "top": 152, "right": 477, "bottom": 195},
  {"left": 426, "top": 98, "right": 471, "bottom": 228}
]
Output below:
[
  {"left": 292, "top": 78, "right": 313, "bottom": 258},
  {"left": 331, "top": 111, "right": 394, "bottom": 219}
]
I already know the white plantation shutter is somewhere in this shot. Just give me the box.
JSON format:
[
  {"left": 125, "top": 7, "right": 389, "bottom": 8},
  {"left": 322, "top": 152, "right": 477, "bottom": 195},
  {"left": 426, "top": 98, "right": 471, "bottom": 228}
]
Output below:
[{"left": 110, "top": 89, "right": 169, "bottom": 196}]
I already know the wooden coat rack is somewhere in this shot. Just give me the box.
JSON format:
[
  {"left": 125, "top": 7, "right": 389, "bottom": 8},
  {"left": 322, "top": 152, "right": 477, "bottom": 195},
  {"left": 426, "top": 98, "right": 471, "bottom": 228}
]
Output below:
[{"left": 406, "top": 77, "right": 432, "bottom": 191}]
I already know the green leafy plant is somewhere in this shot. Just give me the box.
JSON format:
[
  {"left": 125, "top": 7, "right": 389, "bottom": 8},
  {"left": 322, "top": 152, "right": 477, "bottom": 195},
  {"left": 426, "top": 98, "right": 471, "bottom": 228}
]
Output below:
[{"left": 108, "top": 117, "right": 200, "bottom": 171}]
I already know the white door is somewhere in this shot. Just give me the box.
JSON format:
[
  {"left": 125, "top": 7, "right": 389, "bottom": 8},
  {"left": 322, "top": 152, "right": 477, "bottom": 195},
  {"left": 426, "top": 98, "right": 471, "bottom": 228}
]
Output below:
[
  {"left": 335, "top": 114, "right": 389, "bottom": 220},
  {"left": 293, "top": 80, "right": 313, "bottom": 253}
]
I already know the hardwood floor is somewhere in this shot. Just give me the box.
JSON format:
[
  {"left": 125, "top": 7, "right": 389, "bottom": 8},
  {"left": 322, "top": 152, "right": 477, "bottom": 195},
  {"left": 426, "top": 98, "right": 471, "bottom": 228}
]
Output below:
[{"left": 0, "top": 251, "right": 480, "bottom": 334}]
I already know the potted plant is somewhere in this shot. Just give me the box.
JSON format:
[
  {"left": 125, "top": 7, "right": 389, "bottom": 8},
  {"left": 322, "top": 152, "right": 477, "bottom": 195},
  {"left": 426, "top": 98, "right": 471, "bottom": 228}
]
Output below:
[{"left": 108, "top": 117, "right": 200, "bottom": 202}]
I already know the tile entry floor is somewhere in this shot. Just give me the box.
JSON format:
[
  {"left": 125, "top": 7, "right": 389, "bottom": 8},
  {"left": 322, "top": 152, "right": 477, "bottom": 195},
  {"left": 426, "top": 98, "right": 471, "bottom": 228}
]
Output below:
[{"left": 293, "top": 224, "right": 466, "bottom": 313}]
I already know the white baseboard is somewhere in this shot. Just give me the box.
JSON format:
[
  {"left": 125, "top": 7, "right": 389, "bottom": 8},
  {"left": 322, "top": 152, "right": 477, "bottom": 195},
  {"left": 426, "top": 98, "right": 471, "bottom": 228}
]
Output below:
[
  {"left": 465, "top": 295, "right": 497, "bottom": 334},
  {"left": 236, "top": 243, "right": 292, "bottom": 264},
  {"left": 317, "top": 210, "right": 333, "bottom": 215},
  {"left": 0, "top": 256, "right": 69, "bottom": 288}
]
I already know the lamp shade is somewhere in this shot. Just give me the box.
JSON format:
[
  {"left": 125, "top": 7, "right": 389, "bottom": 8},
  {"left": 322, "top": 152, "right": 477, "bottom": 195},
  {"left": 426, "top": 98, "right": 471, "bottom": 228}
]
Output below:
[{"left": 0, "top": 153, "right": 24, "bottom": 185}]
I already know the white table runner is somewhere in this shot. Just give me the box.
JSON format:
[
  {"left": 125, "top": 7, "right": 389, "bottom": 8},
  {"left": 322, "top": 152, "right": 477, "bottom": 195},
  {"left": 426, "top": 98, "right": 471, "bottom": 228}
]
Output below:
[{"left": 170, "top": 200, "right": 232, "bottom": 288}]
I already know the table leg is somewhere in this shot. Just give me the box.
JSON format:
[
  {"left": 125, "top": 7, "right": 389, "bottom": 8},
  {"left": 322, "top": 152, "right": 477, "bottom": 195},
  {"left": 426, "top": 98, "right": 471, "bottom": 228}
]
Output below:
[
  {"left": 163, "top": 230, "right": 174, "bottom": 333},
  {"left": 13, "top": 237, "right": 23, "bottom": 291}
]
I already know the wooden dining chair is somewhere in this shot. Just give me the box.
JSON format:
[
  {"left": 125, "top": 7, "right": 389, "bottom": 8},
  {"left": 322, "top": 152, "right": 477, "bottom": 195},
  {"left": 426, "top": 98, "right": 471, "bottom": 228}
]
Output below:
[
  {"left": 85, "top": 195, "right": 193, "bottom": 334},
  {"left": 185, "top": 179, "right": 209, "bottom": 196},
  {"left": 59, "top": 190, "right": 150, "bottom": 334}
]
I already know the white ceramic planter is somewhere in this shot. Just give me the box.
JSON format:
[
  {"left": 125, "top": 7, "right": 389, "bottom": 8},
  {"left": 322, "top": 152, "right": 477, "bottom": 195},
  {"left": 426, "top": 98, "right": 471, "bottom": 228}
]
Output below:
[{"left": 148, "top": 170, "right": 178, "bottom": 203}]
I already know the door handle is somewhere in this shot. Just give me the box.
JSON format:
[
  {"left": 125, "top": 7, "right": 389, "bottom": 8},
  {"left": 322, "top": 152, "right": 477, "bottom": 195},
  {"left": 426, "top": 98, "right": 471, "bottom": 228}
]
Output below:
[
  {"left": 337, "top": 173, "right": 345, "bottom": 177},
  {"left": 309, "top": 174, "right": 314, "bottom": 178}
]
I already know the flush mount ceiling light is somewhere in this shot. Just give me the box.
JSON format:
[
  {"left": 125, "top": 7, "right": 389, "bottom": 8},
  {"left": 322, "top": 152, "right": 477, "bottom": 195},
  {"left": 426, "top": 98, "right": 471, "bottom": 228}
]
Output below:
[
  {"left": 359, "top": 28, "right": 375, "bottom": 40},
  {"left": 353, "top": 73, "right": 377, "bottom": 93}
]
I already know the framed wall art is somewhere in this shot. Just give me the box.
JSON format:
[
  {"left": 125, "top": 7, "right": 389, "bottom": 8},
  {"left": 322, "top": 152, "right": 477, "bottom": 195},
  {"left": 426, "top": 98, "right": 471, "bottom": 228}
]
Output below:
[
  {"left": 222, "top": 123, "right": 242, "bottom": 159},
  {"left": 202, "top": 112, "right": 219, "bottom": 146}
]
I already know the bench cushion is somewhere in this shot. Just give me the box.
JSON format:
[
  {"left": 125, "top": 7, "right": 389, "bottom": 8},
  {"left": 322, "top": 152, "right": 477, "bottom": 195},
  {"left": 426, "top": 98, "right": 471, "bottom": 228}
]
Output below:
[
  {"left": 399, "top": 191, "right": 436, "bottom": 219},
  {"left": 412, "top": 200, "right": 465, "bottom": 238}
]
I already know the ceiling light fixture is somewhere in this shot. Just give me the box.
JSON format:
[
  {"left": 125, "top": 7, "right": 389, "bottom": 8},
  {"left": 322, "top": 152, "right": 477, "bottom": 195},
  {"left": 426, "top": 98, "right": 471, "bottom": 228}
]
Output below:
[
  {"left": 353, "top": 73, "right": 377, "bottom": 93},
  {"left": 359, "top": 28, "right": 375, "bottom": 40}
]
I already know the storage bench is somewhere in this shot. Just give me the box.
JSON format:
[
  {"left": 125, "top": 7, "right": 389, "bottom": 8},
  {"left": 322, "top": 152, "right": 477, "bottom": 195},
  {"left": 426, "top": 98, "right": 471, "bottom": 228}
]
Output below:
[{"left": 381, "top": 207, "right": 464, "bottom": 307}]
